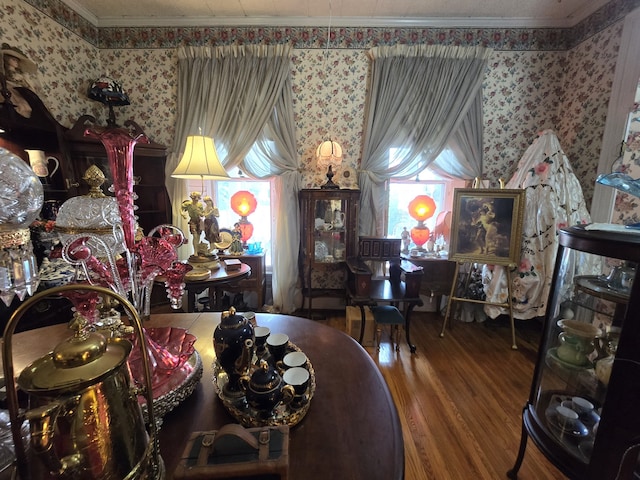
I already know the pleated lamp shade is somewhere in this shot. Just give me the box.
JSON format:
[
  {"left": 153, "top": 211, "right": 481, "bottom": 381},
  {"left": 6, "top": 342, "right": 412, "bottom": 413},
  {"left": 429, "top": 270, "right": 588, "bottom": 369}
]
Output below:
[{"left": 172, "top": 136, "right": 229, "bottom": 180}]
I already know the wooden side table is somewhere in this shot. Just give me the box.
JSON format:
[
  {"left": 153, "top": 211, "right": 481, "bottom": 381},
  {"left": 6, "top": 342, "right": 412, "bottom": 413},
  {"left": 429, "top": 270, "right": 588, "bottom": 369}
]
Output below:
[
  {"left": 218, "top": 252, "right": 266, "bottom": 310},
  {"left": 400, "top": 253, "right": 456, "bottom": 313}
]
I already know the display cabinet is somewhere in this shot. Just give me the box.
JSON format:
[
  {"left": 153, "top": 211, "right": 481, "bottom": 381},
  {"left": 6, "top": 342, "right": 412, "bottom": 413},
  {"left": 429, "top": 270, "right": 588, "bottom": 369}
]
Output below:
[
  {"left": 508, "top": 225, "right": 640, "bottom": 480},
  {"left": 0, "top": 87, "right": 73, "bottom": 205},
  {"left": 299, "top": 189, "right": 360, "bottom": 318},
  {"left": 65, "top": 115, "right": 171, "bottom": 235}
]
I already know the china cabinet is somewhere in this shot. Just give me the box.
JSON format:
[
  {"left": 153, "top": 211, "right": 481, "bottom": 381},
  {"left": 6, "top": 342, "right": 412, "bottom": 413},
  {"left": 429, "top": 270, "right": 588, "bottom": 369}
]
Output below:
[
  {"left": 65, "top": 115, "right": 171, "bottom": 235},
  {"left": 298, "top": 189, "right": 360, "bottom": 317},
  {"left": 508, "top": 225, "right": 640, "bottom": 480},
  {"left": 0, "top": 87, "right": 72, "bottom": 204}
]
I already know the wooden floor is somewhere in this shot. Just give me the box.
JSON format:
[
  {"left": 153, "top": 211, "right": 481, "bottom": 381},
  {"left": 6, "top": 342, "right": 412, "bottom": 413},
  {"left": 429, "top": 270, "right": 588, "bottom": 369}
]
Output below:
[{"left": 317, "top": 310, "right": 567, "bottom": 480}]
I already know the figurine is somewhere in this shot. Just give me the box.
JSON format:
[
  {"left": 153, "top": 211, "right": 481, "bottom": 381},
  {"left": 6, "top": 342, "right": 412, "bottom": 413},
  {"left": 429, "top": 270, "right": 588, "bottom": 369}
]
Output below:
[
  {"left": 181, "top": 191, "right": 205, "bottom": 258},
  {"left": 229, "top": 222, "right": 244, "bottom": 255},
  {"left": 202, "top": 195, "right": 221, "bottom": 253},
  {"left": 401, "top": 227, "right": 410, "bottom": 253}
]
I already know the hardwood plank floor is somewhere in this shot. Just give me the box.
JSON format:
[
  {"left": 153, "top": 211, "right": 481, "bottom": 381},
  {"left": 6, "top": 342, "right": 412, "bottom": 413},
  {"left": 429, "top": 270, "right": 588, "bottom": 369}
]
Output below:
[{"left": 319, "top": 310, "right": 567, "bottom": 480}]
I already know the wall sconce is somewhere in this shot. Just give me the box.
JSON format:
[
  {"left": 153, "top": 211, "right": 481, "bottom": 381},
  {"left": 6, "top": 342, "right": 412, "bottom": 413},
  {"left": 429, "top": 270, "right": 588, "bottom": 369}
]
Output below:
[
  {"left": 172, "top": 135, "right": 229, "bottom": 259},
  {"left": 316, "top": 140, "right": 343, "bottom": 189},
  {"left": 408, "top": 195, "right": 436, "bottom": 251},
  {"left": 230, "top": 190, "right": 257, "bottom": 246},
  {"left": 87, "top": 76, "right": 131, "bottom": 127}
]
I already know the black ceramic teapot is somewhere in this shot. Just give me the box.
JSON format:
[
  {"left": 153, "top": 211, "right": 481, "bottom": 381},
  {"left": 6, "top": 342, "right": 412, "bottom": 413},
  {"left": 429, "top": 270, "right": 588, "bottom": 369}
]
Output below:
[
  {"left": 213, "top": 306, "right": 255, "bottom": 397},
  {"left": 240, "top": 360, "right": 295, "bottom": 416}
]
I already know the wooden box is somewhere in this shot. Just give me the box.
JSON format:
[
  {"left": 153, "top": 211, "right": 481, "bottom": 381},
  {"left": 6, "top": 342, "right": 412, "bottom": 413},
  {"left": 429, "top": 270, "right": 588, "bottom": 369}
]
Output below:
[
  {"left": 174, "top": 424, "right": 289, "bottom": 480},
  {"left": 223, "top": 258, "right": 242, "bottom": 271},
  {"left": 346, "top": 306, "right": 376, "bottom": 347}
]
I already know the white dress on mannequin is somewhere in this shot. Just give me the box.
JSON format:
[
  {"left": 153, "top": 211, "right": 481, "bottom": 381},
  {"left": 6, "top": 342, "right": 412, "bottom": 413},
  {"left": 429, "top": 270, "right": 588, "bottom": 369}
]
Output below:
[{"left": 483, "top": 130, "right": 596, "bottom": 320}]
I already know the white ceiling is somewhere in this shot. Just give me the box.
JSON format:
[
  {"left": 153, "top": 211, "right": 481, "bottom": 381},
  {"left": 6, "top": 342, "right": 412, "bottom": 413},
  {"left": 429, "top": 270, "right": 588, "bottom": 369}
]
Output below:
[{"left": 62, "top": 0, "right": 612, "bottom": 28}]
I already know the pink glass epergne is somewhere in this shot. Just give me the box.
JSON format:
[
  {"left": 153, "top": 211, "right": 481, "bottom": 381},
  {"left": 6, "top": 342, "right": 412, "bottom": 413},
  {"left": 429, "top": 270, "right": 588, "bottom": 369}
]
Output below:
[{"left": 53, "top": 124, "right": 202, "bottom": 416}]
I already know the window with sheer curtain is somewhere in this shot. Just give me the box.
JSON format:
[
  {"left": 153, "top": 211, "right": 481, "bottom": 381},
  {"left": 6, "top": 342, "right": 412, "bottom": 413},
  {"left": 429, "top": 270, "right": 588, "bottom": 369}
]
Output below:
[{"left": 359, "top": 45, "right": 492, "bottom": 237}]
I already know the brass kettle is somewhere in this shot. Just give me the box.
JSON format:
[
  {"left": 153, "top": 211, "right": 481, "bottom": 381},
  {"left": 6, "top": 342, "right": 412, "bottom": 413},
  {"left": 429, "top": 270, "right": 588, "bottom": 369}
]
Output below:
[{"left": 2, "top": 285, "right": 163, "bottom": 480}]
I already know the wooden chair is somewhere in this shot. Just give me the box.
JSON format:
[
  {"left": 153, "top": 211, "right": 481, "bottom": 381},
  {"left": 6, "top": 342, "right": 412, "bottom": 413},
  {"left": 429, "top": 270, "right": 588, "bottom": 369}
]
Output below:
[{"left": 346, "top": 237, "right": 423, "bottom": 353}]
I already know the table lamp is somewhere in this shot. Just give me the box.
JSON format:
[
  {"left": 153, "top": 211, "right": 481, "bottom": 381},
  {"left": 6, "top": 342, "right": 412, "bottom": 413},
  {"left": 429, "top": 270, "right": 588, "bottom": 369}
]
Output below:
[
  {"left": 172, "top": 135, "right": 229, "bottom": 259},
  {"left": 316, "top": 140, "right": 343, "bottom": 189},
  {"left": 230, "top": 190, "right": 258, "bottom": 247},
  {"left": 408, "top": 194, "right": 436, "bottom": 251},
  {"left": 88, "top": 75, "right": 130, "bottom": 127}
]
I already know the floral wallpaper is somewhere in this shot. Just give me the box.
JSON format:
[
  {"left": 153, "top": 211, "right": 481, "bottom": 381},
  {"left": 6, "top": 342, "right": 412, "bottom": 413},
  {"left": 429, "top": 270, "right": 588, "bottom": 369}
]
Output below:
[{"left": 0, "top": 0, "right": 633, "bottom": 203}]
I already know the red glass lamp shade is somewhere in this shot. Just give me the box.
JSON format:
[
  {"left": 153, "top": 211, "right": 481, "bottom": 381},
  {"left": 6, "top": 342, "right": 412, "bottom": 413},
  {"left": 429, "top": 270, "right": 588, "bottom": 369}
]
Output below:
[
  {"left": 230, "top": 191, "right": 258, "bottom": 217},
  {"left": 408, "top": 195, "right": 436, "bottom": 250},
  {"left": 230, "top": 191, "right": 258, "bottom": 243},
  {"left": 408, "top": 195, "right": 436, "bottom": 222}
]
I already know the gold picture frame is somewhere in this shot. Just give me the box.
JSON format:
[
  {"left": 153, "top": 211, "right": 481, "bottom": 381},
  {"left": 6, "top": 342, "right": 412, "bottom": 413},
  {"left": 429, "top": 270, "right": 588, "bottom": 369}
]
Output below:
[{"left": 449, "top": 188, "right": 526, "bottom": 266}]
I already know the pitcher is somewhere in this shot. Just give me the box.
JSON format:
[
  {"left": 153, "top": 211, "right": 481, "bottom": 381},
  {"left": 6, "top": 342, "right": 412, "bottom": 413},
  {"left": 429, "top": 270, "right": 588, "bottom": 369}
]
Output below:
[{"left": 26, "top": 149, "right": 59, "bottom": 179}]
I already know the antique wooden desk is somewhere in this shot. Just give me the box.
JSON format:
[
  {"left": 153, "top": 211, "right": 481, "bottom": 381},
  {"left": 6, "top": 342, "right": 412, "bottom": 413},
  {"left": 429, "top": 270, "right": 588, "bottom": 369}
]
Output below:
[
  {"left": 2, "top": 312, "right": 404, "bottom": 480},
  {"left": 345, "top": 238, "right": 423, "bottom": 352}
]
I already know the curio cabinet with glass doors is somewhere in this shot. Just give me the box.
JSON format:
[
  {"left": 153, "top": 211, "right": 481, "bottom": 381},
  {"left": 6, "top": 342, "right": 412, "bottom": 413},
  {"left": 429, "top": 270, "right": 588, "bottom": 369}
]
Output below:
[
  {"left": 298, "top": 189, "right": 359, "bottom": 318},
  {"left": 508, "top": 225, "right": 640, "bottom": 480}
]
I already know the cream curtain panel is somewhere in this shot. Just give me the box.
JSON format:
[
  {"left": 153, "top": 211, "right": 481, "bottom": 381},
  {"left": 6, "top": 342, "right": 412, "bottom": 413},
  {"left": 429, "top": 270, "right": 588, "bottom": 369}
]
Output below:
[
  {"left": 167, "top": 45, "right": 301, "bottom": 313},
  {"left": 359, "top": 45, "right": 492, "bottom": 236}
]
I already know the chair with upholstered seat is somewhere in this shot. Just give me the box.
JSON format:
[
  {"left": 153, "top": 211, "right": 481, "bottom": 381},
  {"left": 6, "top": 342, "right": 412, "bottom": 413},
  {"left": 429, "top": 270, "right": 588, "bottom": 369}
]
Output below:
[
  {"left": 346, "top": 237, "right": 423, "bottom": 353},
  {"left": 371, "top": 304, "right": 405, "bottom": 351}
]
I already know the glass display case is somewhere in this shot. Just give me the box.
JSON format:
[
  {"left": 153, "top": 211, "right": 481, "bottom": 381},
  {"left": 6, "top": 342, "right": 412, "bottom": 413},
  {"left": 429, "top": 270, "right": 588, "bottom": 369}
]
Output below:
[
  {"left": 509, "top": 225, "right": 640, "bottom": 480},
  {"left": 298, "top": 189, "right": 359, "bottom": 318}
]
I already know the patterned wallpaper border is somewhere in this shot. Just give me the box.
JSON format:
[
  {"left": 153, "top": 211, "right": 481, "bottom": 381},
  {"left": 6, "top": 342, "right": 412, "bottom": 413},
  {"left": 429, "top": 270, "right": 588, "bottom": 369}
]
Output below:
[{"left": 22, "top": 0, "right": 640, "bottom": 51}]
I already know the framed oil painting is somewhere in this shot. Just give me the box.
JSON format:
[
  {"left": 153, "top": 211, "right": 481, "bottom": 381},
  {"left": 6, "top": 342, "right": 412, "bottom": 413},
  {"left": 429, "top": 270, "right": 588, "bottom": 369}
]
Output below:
[{"left": 449, "top": 188, "right": 526, "bottom": 266}]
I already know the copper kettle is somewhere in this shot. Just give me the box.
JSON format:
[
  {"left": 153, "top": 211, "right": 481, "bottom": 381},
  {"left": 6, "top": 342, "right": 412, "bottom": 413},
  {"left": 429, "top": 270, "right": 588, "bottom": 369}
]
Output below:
[{"left": 2, "top": 285, "right": 163, "bottom": 480}]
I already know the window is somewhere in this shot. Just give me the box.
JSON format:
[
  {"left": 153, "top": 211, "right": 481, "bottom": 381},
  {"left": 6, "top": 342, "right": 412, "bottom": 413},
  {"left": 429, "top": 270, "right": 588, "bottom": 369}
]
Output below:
[
  {"left": 386, "top": 149, "right": 465, "bottom": 245},
  {"left": 187, "top": 173, "right": 273, "bottom": 269}
]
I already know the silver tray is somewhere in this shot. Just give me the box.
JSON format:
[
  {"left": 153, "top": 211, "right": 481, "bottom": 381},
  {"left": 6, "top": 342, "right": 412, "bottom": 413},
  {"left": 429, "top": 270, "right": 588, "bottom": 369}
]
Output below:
[
  {"left": 212, "top": 342, "right": 316, "bottom": 428},
  {"left": 141, "top": 350, "right": 203, "bottom": 421}
]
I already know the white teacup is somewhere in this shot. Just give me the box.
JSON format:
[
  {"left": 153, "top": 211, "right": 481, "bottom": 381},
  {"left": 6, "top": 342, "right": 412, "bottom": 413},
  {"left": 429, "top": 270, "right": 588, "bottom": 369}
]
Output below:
[
  {"left": 283, "top": 351, "right": 307, "bottom": 369},
  {"left": 283, "top": 367, "right": 310, "bottom": 395},
  {"left": 571, "top": 396, "right": 594, "bottom": 415},
  {"left": 243, "top": 311, "right": 256, "bottom": 326}
]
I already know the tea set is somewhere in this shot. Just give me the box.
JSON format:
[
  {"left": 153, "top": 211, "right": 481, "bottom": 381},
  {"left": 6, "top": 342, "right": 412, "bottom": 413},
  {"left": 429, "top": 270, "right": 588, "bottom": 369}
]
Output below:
[{"left": 212, "top": 307, "right": 315, "bottom": 427}]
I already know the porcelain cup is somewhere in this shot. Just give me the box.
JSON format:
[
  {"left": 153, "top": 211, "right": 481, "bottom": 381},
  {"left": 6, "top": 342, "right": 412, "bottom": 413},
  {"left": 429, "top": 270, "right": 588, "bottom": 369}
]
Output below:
[
  {"left": 283, "top": 366, "right": 310, "bottom": 395},
  {"left": 267, "top": 333, "right": 289, "bottom": 362},
  {"left": 26, "top": 149, "right": 59, "bottom": 178}
]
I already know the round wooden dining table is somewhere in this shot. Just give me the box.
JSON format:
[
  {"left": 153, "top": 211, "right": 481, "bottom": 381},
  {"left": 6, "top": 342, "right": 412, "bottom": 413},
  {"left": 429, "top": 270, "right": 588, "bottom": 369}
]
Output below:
[{"left": 2, "top": 312, "right": 404, "bottom": 480}]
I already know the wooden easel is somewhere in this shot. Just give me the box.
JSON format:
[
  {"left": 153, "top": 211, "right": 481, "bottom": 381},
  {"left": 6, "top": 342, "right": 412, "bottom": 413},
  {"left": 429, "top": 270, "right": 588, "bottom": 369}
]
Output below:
[
  {"left": 439, "top": 261, "right": 518, "bottom": 349},
  {"left": 439, "top": 177, "right": 520, "bottom": 350}
]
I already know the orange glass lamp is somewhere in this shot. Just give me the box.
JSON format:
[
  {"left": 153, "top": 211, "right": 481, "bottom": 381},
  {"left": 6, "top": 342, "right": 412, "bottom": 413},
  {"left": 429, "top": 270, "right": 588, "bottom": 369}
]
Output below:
[
  {"left": 408, "top": 195, "right": 436, "bottom": 251},
  {"left": 230, "top": 190, "right": 258, "bottom": 246}
]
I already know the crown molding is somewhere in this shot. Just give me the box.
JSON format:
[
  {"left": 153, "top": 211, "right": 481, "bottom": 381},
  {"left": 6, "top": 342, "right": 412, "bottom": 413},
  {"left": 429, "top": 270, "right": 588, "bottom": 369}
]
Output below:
[{"left": 88, "top": 15, "right": 583, "bottom": 29}]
